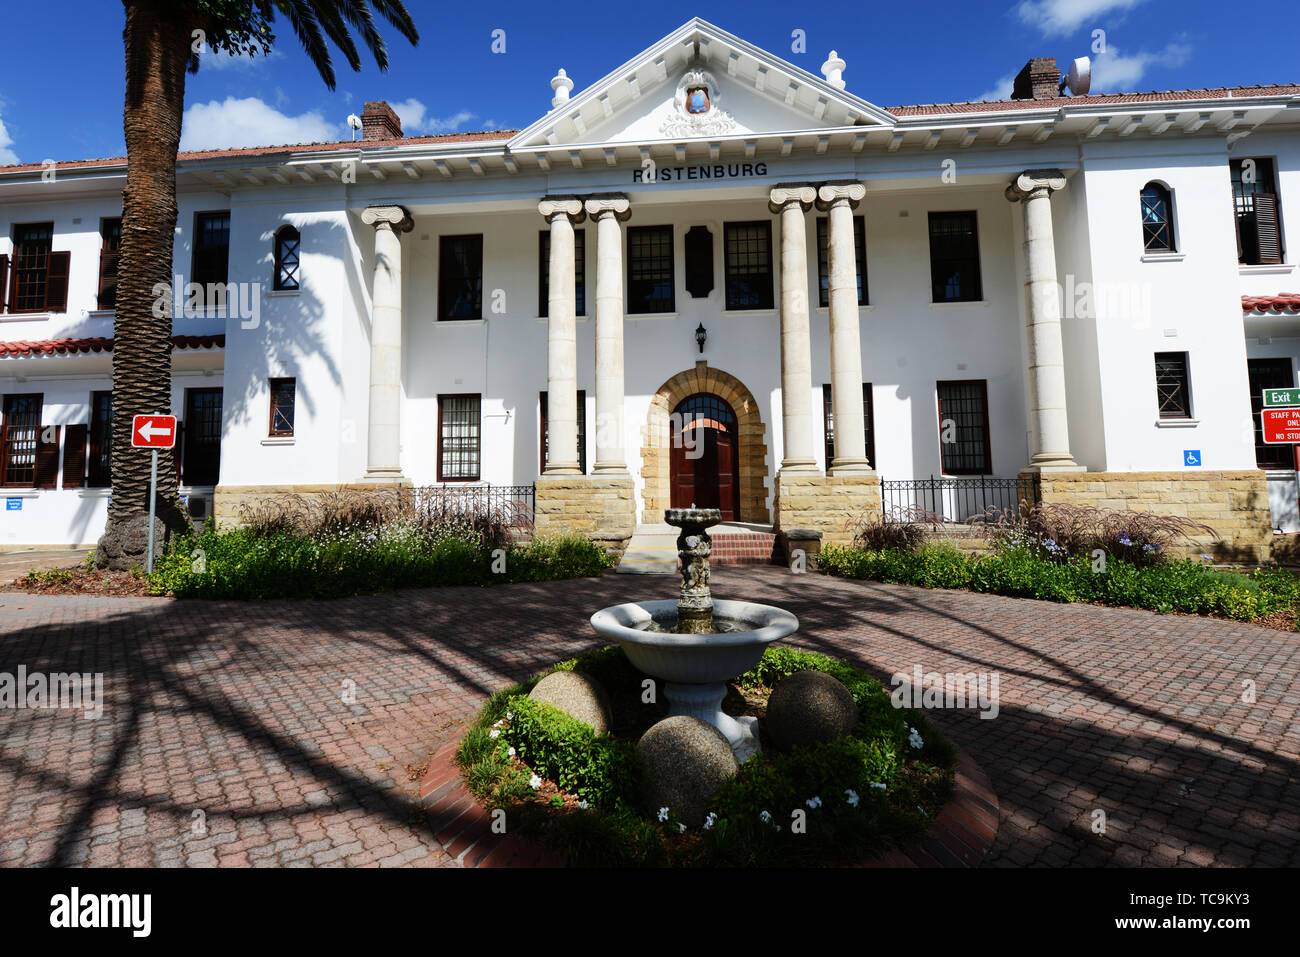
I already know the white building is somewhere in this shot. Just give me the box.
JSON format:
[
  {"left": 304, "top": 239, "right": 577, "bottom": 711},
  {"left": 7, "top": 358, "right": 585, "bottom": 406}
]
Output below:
[{"left": 1, "top": 18, "right": 1298, "bottom": 559}]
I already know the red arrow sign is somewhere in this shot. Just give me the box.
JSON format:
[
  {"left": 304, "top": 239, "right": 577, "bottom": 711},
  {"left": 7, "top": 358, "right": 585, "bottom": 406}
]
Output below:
[
  {"left": 1262, "top": 408, "right": 1300, "bottom": 444},
  {"left": 131, "top": 414, "right": 178, "bottom": 449}
]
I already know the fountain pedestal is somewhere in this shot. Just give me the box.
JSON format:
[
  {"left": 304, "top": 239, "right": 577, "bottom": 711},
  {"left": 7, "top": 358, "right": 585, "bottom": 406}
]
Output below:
[
  {"left": 666, "top": 507, "right": 720, "bottom": 634},
  {"left": 663, "top": 682, "right": 763, "bottom": 763}
]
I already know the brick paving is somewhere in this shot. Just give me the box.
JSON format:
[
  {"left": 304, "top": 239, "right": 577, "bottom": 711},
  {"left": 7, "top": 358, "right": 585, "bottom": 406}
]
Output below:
[{"left": 1, "top": 568, "right": 1298, "bottom": 867}]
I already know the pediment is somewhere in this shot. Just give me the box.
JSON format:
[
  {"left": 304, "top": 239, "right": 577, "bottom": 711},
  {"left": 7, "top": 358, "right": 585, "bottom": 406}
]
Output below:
[{"left": 507, "top": 18, "right": 895, "bottom": 151}]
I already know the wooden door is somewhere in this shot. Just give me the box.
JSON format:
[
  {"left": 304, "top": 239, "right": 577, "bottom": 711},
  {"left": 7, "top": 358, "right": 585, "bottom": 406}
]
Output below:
[{"left": 668, "top": 393, "right": 739, "bottom": 520}]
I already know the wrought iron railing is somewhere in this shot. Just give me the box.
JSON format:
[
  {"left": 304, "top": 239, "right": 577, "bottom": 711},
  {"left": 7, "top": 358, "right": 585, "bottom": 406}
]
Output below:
[
  {"left": 411, "top": 484, "right": 535, "bottom": 529},
  {"left": 880, "top": 475, "right": 1040, "bottom": 527}
]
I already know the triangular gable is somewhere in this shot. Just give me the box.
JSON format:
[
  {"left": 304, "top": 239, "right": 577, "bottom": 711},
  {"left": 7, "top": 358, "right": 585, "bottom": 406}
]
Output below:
[{"left": 507, "top": 18, "right": 895, "bottom": 150}]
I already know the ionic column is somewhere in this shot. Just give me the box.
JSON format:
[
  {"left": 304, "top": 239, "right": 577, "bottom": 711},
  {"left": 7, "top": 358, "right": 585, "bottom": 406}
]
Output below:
[
  {"left": 585, "top": 194, "right": 631, "bottom": 475},
  {"left": 1006, "top": 170, "right": 1080, "bottom": 472},
  {"left": 538, "top": 196, "right": 585, "bottom": 474},
  {"left": 817, "top": 181, "right": 872, "bottom": 473},
  {"left": 360, "top": 204, "right": 413, "bottom": 482},
  {"left": 768, "top": 184, "right": 819, "bottom": 473}
]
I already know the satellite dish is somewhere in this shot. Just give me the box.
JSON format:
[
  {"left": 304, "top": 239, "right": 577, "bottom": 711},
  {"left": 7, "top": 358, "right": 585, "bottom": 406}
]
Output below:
[
  {"left": 1059, "top": 56, "right": 1091, "bottom": 96},
  {"left": 347, "top": 113, "right": 363, "bottom": 129}
]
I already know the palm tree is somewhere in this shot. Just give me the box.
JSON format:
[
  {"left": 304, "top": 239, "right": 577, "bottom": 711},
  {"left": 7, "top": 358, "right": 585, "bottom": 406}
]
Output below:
[{"left": 98, "top": 0, "right": 418, "bottom": 568}]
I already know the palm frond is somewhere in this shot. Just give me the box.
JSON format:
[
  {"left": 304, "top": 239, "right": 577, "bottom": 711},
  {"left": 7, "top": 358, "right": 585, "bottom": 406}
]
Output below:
[
  {"left": 307, "top": 0, "right": 363, "bottom": 75},
  {"left": 367, "top": 0, "right": 420, "bottom": 45},
  {"left": 273, "top": 0, "right": 337, "bottom": 89},
  {"left": 335, "top": 0, "right": 389, "bottom": 73}
]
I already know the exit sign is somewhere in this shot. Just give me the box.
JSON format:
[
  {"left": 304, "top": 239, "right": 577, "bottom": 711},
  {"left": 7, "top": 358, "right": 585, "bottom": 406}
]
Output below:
[{"left": 1262, "top": 388, "right": 1300, "bottom": 408}]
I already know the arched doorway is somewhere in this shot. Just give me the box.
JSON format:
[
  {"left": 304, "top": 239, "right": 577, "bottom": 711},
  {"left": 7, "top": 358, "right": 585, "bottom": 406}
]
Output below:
[{"left": 670, "top": 393, "right": 740, "bottom": 519}]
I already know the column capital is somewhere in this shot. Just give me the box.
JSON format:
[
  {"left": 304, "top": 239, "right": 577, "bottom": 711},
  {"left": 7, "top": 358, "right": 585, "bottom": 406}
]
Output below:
[
  {"left": 360, "top": 204, "right": 413, "bottom": 231},
  {"left": 1005, "top": 169, "right": 1067, "bottom": 202},
  {"left": 815, "top": 181, "right": 866, "bottom": 211},
  {"left": 538, "top": 196, "right": 586, "bottom": 223},
  {"left": 584, "top": 193, "right": 631, "bottom": 221},
  {"left": 768, "top": 184, "right": 816, "bottom": 214}
]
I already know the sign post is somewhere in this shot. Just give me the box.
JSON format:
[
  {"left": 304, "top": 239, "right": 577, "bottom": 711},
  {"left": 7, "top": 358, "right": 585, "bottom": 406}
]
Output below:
[{"left": 131, "top": 414, "right": 178, "bottom": 574}]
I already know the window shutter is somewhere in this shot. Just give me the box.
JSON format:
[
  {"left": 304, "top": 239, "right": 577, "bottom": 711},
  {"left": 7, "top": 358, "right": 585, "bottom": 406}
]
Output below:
[
  {"left": 62, "top": 424, "right": 88, "bottom": 488},
  {"left": 0, "top": 253, "right": 8, "bottom": 312},
  {"left": 45, "top": 251, "right": 71, "bottom": 313},
  {"left": 5, "top": 254, "right": 17, "bottom": 313},
  {"left": 35, "top": 425, "right": 60, "bottom": 489},
  {"left": 98, "top": 250, "right": 119, "bottom": 309},
  {"left": 1254, "top": 194, "right": 1283, "bottom": 265}
]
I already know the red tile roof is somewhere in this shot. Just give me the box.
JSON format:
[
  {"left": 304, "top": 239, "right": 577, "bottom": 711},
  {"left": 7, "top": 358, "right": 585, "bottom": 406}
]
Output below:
[
  {"left": 887, "top": 84, "right": 1300, "bottom": 116},
  {"left": 0, "top": 130, "right": 516, "bottom": 175},
  {"left": 0, "top": 334, "right": 225, "bottom": 357},
  {"left": 1242, "top": 294, "right": 1300, "bottom": 314}
]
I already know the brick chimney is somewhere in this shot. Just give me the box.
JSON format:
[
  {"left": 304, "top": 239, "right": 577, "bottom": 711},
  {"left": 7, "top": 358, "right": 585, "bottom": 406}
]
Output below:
[
  {"left": 361, "top": 101, "right": 403, "bottom": 141},
  {"left": 1011, "top": 57, "right": 1060, "bottom": 100}
]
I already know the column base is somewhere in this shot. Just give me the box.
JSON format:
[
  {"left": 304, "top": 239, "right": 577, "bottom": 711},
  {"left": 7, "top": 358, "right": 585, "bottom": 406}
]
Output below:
[
  {"left": 359, "top": 470, "right": 411, "bottom": 485},
  {"left": 1022, "top": 458, "right": 1085, "bottom": 474},
  {"left": 773, "top": 472, "right": 880, "bottom": 548},
  {"left": 828, "top": 459, "right": 875, "bottom": 477}
]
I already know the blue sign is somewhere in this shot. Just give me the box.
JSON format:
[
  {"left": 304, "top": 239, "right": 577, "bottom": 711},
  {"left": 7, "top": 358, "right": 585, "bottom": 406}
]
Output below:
[
  {"left": 5, "top": 498, "right": 21, "bottom": 511},
  {"left": 1184, "top": 450, "right": 1202, "bottom": 467}
]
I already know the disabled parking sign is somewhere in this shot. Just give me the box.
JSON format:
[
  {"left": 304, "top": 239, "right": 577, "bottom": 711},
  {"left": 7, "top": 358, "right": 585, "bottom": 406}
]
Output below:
[{"left": 1184, "top": 450, "right": 1201, "bottom": 467}]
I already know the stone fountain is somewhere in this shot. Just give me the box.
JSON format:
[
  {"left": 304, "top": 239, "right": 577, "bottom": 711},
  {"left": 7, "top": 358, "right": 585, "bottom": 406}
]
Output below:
[{"left": 590, "top": 507, "right": 799, "bottom": 760}]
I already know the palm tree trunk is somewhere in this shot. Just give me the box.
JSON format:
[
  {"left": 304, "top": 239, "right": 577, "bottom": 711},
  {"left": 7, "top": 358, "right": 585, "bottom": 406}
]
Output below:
[{"left": 97, "top": 1, "right": 195, "bottom": 568}]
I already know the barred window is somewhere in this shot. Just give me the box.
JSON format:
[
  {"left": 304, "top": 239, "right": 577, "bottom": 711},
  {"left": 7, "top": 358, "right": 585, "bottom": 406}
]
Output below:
[
  {"left": 269, "top": 378, "right": 296, "bottom": 437},
  {"left": 822, "top": 383, "right": 876, "bottom": 469},
  {"left": 723, "top": 221, "right": 773, "bottom": 310},
  {"left": 438, "top": 235, "right": 483, "bottom": 321},
  {"left": 273, "top": 225, "right": 301, "bottom": 291},
  {"left": 627, "top": 225, "right": 674, "bottom": 314},
  {"left": 1155, "top": 352, "right": 1192, "bottom": 420},
  {"left": 2, "top": 394, "right": 42, "bottom": 486},
  {"left": 438, "top": 394, "right": 481, "bottom": 481},
  {"left": 816, "top": 216, "right": 868, "bottom": 308},
  {"left": 192, "top": 211, "right": 230, "bottom": 289},
  {"left": 539, "top": 390, "right": 587, "bottom": 473},
  {"left": 928, "top": 211, "right": 982, "bottom": 303},
  {"left": 9, "top": 222, "right": 68, "bottom": 314},
  {"left": 936, "top": 380, "right": 991, "bottom": 475},
  {"left": 538, "top": 229, "right": 586, "bottom": 317},
  {"left": 1140, "top": 183, "right": 1175, "bottom": 252}
]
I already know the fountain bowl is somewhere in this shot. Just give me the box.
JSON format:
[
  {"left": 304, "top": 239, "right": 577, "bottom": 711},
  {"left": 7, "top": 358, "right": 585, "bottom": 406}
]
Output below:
[{"left": 589, "top": 598, "right": 798, "bottom": 685}]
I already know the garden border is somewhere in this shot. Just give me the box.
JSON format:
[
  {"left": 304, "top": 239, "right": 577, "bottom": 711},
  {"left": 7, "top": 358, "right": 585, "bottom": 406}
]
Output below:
[{"left": 419, "top": 723, "right": 1000, "bottom": 868}]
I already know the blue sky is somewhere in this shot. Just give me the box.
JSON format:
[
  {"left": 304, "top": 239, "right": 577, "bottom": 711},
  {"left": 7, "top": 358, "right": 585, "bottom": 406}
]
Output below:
[{"left": 0, "top": 0, "right": 1296, "bottom": 165}]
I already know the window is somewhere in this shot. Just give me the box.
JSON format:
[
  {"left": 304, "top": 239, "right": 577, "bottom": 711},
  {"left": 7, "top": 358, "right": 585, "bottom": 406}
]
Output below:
[
  {"left": 816, "top": 216, "right": 869, "bottom": 307},
  {"left": 181, "top": 388, "right": 223, "bottom": 486},
  {"left": 539, "top": 390, "right": 587, "bottom": 474},
  {"left": 627, "top": 225, "right": 674, "bottom": 314},
  {"left": 723, "top": 221, "right": 774, "bottom": 310},
  {"left": 1155, "top": 352, "right": 1192, "bottom": 420},
  {"left": 1140, "top": 183, "right": 1175, "bottom": 252},
  {"left": 4, "top": 223, "right": 69, "bottom": 314},
  {"left": 1248, "top": 358, "right": 1294, "bottom": 470},
  {"left": 98, "top": 217, "right": 122, "bottom": 309},
  {"left": 438, "top": 394, "right": 481, "bottom": 481},
  {"left": 192, "top": 212, "right": 231, "bottom": 290},
  {"left": 273, "top": 225, "right": 300, "bottom": 291},
  {"left": 928, "top": 211, "right": 982, "bottom": 303},
  {"left": 88, "top": 390, "right": 113, "bottom": 488},
  {"left": 822, "top": 383, "right": 876, "bottom": 469},
  {"left": 438, "top": 235, "right": 483, "bottom": 320},
  {"left": 538, "top": 229, "right": 585, "bottom": 317},
  {"left": 936, "top": 380, "right": 991, "bottom": 475},
  {"left": 1, "top": 394, "right": 42, "bottom": 486},
  {"left": 1232, "top": 158, "right": 1283, "bottom": 265},
  {"left": 269, "top": 378, "right": 295, "bottom": 437}
]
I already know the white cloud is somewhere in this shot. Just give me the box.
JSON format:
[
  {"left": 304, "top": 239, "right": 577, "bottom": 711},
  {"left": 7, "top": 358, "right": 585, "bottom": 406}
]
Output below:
[
  {"left": 199, "top": 47, "right": 282, "bottom": 71},
  {"left": 180, "top": 97, "right": 340, "bottom": 151},
  {"left": 0, "top": 112, "right": 18, "bottom": 165},
  {"left": 1016, "top": 0, "right": 1147, "bottom": 37},
  {"left": 389, "top": 98, "right": 479, "bottom": 134},
  {"left": 975, "top": 74, "right": 1017, "bottom": 102},
  {"left": 1090, "top": 42, "right": 1191, "bottom": 91}
]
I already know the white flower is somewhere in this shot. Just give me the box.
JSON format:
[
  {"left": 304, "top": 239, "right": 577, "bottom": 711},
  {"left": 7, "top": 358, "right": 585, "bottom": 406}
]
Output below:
[
  {"left": 869, "top": 781, "right": 887, "bottom": 791},
  {"left": 844, "top": 789, "right": 860, "bottom": 807},
  {"left": 529, "top": 774, "right": 541, "bottom": 789},
  {"left": 492, "top": 719, "right": 502, "bottom": 728},
  {"left": 507, "top": 747, "right": 516, "bottom": 758},
  {"left": 759, "top": 810, "right": 772, "bottom": 824},
  {"left": 488, "top": 729, "right": 500, "bottom": 739},
  {"left": 577, "top": 800, "right": 589, "bottom": 810},
  {"left": 678, "top": 823, "right": 687, "bottom": 833},
  {"left": 917, "top": 806, "right": 927, "bottom": 816},
  {"left": 908, "top": 727, "right": 924, "bottom": 749},
  {"left": 657, "top": 807, "right": 670, "bottom": 822},
  {"left": 506, "top": 711, "right": 513, "bottom": 720},
  {"left": 703, "top": 812, "right": 717, "bottom": 829},
  {"left": 805, "top": 796, "right": 822, "bottom": 809}
]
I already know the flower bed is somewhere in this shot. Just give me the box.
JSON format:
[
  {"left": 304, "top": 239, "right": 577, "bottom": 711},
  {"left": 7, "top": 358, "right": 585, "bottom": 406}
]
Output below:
[{"left": 455, "top": 646, "right": 955, "bottom": 867}]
